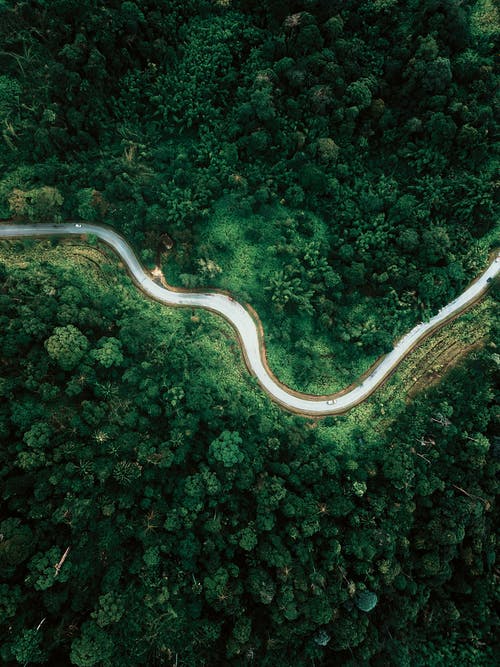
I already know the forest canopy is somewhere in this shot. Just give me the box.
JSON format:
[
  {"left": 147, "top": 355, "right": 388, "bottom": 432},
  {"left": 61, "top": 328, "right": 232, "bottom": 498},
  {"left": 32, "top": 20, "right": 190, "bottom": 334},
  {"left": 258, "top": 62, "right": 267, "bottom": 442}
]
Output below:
[{"left": 0, "top": 0, "right": 498, "bottom": 665}]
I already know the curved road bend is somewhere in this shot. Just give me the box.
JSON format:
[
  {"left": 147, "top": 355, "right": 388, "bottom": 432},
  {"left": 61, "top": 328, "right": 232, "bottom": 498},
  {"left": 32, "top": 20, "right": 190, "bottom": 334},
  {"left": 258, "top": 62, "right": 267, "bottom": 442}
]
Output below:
[{"left": 1, "top": 223, "right": 498, "bottom": 415}]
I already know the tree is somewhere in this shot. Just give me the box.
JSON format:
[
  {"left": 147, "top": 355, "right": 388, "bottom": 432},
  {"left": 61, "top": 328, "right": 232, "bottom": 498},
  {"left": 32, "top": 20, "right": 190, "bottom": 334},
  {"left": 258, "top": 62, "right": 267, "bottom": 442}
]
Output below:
[
  {"left": 91, "top": 337, "right": 124, "bottom": 368},
  {"left": 355, "top": 590, "right": 378, "bottom": 612},
  {"left": 45, "top": 325, "right": 89, "bottom": 370},
  {"left": 92, "top": 592, "right": 125, "bottom": 627},
  {"left": 0, "top": 519, "right": 33, "bottom": 567},
  {"left": 27, "top": 546, "right": 71, "bottom": 591},
  {"left": 70, "top": 621, "right": 115, "bottom": 667},
  {"left": 209, "top": 431, "right": 244, "bottom": 468},
  {"left": 315, "top": 137, "right": 339, "bottom": 163},
  {"left": 76, "top": 188, "right": 106, "bottom": 220},
  {"left": 10, "top": 629, "right": 45, "bottom": 665},
  {"left": 8, "top": 186, "right": 63, "bottom": 222},
  {"left": 238, "top": 524, "right": 258, "bottom": 551},
  {"left": 345, "top": 80, "right": 372, "bottom": 109},
  {"left": 0, "top": 74, "right": 21, "bottom": 142}
]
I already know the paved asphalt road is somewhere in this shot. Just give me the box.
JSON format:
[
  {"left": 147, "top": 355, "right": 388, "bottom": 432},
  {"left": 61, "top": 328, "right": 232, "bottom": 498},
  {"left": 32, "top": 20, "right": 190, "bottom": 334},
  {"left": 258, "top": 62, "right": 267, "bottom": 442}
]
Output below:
[{"left": 1, "top": 222, "right": 498, "bottom": 415}]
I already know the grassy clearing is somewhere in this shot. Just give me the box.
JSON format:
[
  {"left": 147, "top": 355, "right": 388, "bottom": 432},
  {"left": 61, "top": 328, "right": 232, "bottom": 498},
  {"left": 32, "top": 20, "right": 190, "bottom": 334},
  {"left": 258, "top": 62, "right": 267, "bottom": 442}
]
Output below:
[
  {"left": 195, "top": 199, "right": 285, "bottom": 302},
  {"left": 164, "top": 197, "right": 289, "bottom": 299},
  {"left": 264, "top": 328, "right": 379, "bottom": 395},
  {"left": 163, "top": 198, "right": 382, "bottom": 394}
]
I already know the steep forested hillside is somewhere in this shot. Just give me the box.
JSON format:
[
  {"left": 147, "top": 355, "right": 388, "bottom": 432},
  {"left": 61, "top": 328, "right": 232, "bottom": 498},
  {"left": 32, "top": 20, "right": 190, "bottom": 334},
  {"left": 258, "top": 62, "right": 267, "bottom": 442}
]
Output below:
[{"left": 0, "top": 1, "right": 498, "bottom": 665}]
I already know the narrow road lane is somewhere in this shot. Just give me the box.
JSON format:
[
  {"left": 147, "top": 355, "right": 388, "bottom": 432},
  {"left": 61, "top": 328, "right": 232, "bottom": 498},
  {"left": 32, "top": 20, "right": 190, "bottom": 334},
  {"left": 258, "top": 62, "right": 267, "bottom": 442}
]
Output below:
[{"left": 1, "top": 223, "right": 498, "bottom": 415}]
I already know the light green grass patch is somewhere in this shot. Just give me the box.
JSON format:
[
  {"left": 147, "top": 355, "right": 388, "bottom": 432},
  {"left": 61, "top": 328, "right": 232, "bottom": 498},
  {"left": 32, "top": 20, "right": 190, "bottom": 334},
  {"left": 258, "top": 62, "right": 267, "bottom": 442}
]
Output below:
[{"left": 198, "top": 197, "right": 283, "bottom": 297}]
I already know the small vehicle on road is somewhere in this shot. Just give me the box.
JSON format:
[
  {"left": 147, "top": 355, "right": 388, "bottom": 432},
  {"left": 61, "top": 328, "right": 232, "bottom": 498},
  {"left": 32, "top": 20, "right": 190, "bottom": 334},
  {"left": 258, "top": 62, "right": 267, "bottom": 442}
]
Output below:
[
  {"left": 75, "top": 223, "right": 82, "bottom": 228},
  {"left": 326, "top": 399, "right": 336, "bottom": 406}
]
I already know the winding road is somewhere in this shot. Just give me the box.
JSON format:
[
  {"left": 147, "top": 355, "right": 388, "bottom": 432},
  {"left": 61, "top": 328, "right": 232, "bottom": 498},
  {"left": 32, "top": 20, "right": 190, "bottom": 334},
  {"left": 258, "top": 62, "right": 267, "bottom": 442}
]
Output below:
[{"left": 1, "top": 222, "right": 498, "bottom": 415}]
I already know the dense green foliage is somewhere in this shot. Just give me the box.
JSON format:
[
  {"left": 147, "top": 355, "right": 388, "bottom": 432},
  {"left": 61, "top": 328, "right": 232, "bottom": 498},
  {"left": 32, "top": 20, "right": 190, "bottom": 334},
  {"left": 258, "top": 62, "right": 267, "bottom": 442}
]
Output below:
[
  {"left": 0, "top": 0, "right": 498, "bottom": 389},
  {"left": 0, "top": 241, "right": 498, "bottom": 665},
  {"left": 1, "top": 1, "right": 498, "bottom": 665}
]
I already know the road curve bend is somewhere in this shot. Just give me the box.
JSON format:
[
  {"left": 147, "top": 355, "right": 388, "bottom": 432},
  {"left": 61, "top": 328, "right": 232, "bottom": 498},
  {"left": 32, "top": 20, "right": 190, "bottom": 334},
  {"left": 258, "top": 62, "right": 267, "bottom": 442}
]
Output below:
[{"left": 1, "top": 223, "right": 498, "bottom": 415}]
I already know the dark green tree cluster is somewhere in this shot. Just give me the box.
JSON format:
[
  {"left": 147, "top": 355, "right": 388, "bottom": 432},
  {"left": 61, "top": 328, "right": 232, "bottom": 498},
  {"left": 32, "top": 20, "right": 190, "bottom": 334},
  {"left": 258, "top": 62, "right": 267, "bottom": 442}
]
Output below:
[{"left": 0, "top": 242, "right": 497, "bottom": 665}]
